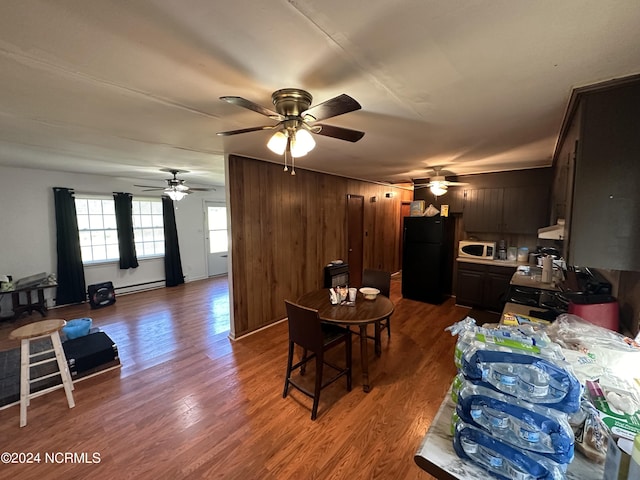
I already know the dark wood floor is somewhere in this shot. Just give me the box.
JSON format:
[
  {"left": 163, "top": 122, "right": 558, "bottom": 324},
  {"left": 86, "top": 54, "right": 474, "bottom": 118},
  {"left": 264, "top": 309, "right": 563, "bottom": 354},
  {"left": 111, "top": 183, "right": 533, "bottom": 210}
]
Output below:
[{"left": 0, "top": 277, "right": 471, "bottom": 480}]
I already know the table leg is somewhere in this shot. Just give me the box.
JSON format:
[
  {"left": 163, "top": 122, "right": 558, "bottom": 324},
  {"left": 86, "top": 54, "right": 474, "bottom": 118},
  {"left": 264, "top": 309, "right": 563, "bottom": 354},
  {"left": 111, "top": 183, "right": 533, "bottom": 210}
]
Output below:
[
  {"left": 36, "top": 288, "right": 47, "bottom": 316},
  {"left": 359, "top": 325, "right": 371, "bottom": 393}
]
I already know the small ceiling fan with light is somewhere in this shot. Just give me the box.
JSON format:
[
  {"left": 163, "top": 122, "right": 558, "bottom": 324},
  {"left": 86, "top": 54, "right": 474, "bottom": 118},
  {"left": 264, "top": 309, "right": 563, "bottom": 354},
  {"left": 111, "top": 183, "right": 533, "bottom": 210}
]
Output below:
[
  {"left": 134, "top": 169, "right": 215, "bottom": 201},
  {"left": 417, "top": 167, "right": 468, "bottom": 198},
  {"left": 217, "top": 88, "right": 365, "bottom": 175}
]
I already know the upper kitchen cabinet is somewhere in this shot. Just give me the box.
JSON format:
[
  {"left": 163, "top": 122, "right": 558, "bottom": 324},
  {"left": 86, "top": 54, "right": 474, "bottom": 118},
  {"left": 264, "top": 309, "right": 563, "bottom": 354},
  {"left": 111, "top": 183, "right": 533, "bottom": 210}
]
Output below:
[
  {"left": 462, "top": 178, "right": 550, "bottom": 235},
  {"left": 463, "top": 188, "right": 503, "bottom": 232},
  {"left": 502, "top": 185, "right": 550, "bottom": 235},
  {"left": 445, "top": 186, "right": 465, "bottom": 213},
  {"left": 556, "top": 76, "right": 640, "bottom": 271},
  {"left": 551, "top": 103, "right": 581, "bottom": 231}
]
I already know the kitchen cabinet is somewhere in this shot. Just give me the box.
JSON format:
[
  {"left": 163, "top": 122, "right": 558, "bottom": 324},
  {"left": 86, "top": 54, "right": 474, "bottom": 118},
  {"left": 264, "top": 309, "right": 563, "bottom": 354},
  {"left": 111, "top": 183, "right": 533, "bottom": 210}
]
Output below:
[
  {"left": 551, "top": 104, "right": 580, "bottom": 236},
  {"left": 445, "top": 187, "right": 465, "bottom": 214},
  {"left": 553, "top": 77, "right": 640, "bottom": 271},
  {"left": 462, "top": 188, "right": 502, "bottom": 232},
  {"left": 455, "top": 261, "right": 515, "bottom": 312},
  {"left": 463, "top": 186, "right": 548, "bottom": 235}
]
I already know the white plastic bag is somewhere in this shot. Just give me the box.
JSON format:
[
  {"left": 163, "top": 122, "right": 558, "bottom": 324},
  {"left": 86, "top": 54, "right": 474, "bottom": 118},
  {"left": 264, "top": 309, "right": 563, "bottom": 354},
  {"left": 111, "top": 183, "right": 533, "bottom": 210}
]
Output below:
[{"left": 423, "top": 204, "right": 440, "bottom": 217}]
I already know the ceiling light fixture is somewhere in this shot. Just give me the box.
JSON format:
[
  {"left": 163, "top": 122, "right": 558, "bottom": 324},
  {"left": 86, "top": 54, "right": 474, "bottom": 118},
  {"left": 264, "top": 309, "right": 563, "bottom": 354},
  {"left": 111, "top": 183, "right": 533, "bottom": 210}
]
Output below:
[
  {"left": 429, "top": 182, "right": 448, "bottom": 197},
  {"left": 267, "top": 124, "right": 316, "bottom": 176},
  {"left": 165, "top": 187, "right": 188, "bottom": 201}
]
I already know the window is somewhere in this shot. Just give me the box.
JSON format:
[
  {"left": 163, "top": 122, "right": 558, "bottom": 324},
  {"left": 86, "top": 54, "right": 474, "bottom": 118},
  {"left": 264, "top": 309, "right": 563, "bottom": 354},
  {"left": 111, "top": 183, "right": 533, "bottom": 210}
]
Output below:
[
  {"left": 76, "top": 197, "right": 119, "bottom": 263},
  {"left": 207, "top": 205, "right": 228, "bottom": 253},
  {"left": 132, "top": 199, "right": 164, "bottom": 257},
  {"left": 75, "top": 196, "right": 164, "bottom": 264}
]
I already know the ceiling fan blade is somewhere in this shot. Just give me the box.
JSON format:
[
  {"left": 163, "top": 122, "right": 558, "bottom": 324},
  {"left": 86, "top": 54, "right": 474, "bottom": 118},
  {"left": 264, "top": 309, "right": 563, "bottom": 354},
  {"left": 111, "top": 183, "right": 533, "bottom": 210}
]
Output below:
[
  {"left": 302, "top": 94, "right": 361, "bottom": 122},
  {"left": 134, "top": 184, "right": 165, "bottom": 190},
  {"left": 219, "top": 96, "right": 284, "bottom": 120},
  {"left": 217, "top": 125, "right": 279, "bottom": 136},
  {"left": 445, "top": 181, "right": 468, "bottom": 186},
  {"left": 314, "top": 124, "right": 365, "bottom": 142},
  {"left": 187, "top": 187, "right": 216, "bottom": 192}
]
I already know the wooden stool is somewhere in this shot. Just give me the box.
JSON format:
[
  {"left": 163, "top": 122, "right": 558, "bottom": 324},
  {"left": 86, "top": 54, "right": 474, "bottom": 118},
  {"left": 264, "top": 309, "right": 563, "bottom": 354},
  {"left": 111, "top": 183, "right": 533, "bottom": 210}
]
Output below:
[{"left": 9, "top": 319, "right": 75, "bottom": 427}]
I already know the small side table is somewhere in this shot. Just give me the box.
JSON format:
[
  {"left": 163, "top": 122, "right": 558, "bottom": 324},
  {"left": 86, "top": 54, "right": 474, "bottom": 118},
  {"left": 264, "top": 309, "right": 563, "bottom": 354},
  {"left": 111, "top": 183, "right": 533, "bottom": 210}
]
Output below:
[{"left": 9, "top": 319, "right": 75, "bottom": 427}]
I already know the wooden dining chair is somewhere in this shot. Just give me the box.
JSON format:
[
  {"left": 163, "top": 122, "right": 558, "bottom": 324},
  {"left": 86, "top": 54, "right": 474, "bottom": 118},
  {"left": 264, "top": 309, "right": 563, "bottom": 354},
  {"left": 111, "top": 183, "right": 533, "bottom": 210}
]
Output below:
[
  {"left": 282, "top": 300, "right": 352, "bottom": 420},
  {"left": 362, "top": 269, "right": 392, "bottom": 355}
]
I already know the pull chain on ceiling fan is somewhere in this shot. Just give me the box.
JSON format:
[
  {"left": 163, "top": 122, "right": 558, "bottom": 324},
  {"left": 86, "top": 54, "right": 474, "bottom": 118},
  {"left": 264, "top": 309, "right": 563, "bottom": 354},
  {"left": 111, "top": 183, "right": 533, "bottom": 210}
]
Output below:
[{"left": 217, "top": 88, "right": 365, "bottom": 175}]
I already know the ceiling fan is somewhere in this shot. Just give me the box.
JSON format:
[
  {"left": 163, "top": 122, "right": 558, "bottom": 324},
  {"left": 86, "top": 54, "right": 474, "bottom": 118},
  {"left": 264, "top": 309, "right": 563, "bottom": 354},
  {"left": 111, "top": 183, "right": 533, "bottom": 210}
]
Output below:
[
  {"left": 418, "top": 167, "right": 468, "bottom": 197},
  {"left": 134, "top": 169, "right": 215, "bottom": 201},
  {"left": 217, "top": 88, "right": 365, "bottom": 174}
]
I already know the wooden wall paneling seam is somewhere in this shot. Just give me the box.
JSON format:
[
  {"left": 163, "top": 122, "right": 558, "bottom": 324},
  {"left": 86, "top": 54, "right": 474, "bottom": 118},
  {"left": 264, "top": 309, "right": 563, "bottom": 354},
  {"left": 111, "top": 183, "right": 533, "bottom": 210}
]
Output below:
[
  {"left": 309, "top": 175, "right": 321, "bottom": 289},
  {"left": 246, "top": 161, "right": 261, "bottom": 333},
  {"left": 272, "top": 165, "right": 285, "bottom": 318},
  {"left": 260, "top": 164, "right": 276, "bottom": 322}
]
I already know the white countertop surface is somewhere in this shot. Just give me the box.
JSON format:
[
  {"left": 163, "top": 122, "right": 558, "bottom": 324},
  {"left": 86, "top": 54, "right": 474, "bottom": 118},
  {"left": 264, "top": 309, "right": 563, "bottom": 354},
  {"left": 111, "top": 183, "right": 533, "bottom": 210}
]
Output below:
[{"left": 510, "top": 268, "right": 563, "bottom": 291}]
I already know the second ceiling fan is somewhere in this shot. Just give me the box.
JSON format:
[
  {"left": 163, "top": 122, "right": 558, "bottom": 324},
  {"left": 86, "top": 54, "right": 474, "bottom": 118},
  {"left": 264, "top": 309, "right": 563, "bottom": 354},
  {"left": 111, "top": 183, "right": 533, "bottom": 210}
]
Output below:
[
  {"left": 134, "top": 169, "right": 215, "bottom": 201},
  {"left": 217, "top": 88, "right": 365, "bottom": 174},
  {"left": 419, "top": 167, "right": 468, "bottom": 197}
]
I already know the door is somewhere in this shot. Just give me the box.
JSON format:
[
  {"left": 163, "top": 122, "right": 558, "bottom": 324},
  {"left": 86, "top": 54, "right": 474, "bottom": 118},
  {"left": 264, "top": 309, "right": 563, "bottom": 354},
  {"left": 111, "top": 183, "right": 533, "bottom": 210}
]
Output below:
[
  {"left": 347, "top": 194, "right": 364, "bottom": 287},
  {"left": 205, "top": 201, "right": 228, "bottom": 276}
]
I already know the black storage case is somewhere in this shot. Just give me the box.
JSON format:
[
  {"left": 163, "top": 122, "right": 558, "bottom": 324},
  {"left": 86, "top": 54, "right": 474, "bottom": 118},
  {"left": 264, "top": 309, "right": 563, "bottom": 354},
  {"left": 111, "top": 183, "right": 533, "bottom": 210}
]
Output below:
[
  {"left": 88, "top": 281, "right": 116, "bottom": 309},
  {"left": 63, "top": 332, "right": 120, "bottom": 379},
  {"left": 324, "top": 264, "right": 350, "bottom": 288}
]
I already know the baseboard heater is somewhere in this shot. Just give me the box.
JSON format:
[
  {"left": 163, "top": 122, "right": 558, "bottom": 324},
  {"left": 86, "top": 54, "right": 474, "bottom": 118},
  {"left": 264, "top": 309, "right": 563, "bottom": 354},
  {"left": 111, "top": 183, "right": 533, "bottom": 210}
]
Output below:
[{"left": 114, "top": 279, "right": 165, "bottom": 295}]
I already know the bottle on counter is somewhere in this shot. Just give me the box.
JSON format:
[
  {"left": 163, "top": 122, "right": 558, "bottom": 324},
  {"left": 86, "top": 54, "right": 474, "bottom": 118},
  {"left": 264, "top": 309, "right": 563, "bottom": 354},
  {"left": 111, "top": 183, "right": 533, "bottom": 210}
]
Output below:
[
  {"left": 517, "top": 247, "right": 529, "bottom": 262},
  {"left": 498, "top": 240, "right": 507, "bottom": 260},
  {"left": 541, "top": 256, "right": 553, "bottom": 283}
]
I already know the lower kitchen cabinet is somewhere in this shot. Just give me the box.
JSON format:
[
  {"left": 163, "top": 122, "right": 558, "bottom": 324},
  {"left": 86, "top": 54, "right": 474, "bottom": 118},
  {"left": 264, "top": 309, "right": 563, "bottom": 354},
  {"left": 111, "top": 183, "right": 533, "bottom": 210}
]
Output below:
[{"left": 455, "top": 262, "right": 515, "bottom": 312}]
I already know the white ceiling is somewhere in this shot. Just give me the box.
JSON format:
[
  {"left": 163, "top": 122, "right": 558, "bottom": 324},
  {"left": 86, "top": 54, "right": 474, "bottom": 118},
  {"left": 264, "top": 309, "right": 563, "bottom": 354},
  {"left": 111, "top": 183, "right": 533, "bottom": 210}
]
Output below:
[{"left": 1, "top": 1, "right": 639, "bottom": 189}]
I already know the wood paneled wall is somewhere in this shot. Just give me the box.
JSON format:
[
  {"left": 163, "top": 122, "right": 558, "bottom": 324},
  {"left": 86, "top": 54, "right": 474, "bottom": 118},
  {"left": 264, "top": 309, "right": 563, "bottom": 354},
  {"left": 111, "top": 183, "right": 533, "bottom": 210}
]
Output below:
[{"left": 228, "top": 155, "right": 412, "bottom": 338}]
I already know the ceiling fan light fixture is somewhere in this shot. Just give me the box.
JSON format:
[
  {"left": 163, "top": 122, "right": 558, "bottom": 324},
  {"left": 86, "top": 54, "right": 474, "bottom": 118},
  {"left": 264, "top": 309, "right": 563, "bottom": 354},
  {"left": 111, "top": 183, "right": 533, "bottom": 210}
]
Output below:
[
  {"left": 267, "top": 130, "right": 288, "bottom": 155},
  {"left": 165, "top": 188, "right": 187, "bottom": 201},
  {"left": 430, "top": 182, "right": 448, "bottom": 197},
  {"left": 293, "top": 128, "right": 315, "bottom": 154}
]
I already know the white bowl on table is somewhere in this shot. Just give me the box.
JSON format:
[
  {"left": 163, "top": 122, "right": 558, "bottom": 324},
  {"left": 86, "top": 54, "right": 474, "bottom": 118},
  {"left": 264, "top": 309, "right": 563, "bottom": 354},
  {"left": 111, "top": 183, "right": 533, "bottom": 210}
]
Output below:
[{"left": 359, "top": 287, "right": 380, "bottom": 300}]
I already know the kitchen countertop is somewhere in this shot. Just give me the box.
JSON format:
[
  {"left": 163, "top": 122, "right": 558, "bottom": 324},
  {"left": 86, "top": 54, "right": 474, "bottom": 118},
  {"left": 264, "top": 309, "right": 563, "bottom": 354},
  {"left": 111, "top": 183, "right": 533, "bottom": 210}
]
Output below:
[
  {"left": 456, "top": 257, "right": 528, "bottom": 268},
  {"left": 510, "top": 267, "right": 563, "bottom": 291}
]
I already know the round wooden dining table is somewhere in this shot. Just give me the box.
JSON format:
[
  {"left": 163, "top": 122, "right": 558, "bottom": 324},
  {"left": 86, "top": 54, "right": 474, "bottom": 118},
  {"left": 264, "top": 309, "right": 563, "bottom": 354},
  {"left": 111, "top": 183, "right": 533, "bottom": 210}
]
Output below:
[{"left": 297, "top": 288, "right": 395, "bottom": 392}]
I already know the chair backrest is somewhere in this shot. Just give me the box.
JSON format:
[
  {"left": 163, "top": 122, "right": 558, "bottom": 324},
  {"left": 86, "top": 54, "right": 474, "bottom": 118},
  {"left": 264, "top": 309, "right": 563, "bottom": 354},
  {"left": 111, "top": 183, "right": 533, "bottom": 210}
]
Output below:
[
  {"left": 362, "top": 269, "right": 391, "bottom": 297},
  {"left": 284, "top": 300, "right": 324, "bottom": 352}
]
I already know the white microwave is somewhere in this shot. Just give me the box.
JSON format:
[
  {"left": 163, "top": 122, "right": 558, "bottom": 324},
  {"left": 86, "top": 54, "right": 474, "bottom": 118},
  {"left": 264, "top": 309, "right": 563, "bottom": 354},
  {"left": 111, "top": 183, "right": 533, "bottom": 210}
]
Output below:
[{"left": 459, "top": 241, "right": 496, "bottom": 259}]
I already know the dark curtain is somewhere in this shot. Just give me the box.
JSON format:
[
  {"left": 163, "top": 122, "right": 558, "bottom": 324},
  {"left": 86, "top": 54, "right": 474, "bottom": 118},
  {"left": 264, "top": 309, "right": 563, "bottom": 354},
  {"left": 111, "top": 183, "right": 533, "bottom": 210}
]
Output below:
[
  {"left": 53, "top": 187, "right": 86, "bottom": 305},
  {"left": 162, "top": 196, "right": 185, "bottom": 287},
  {"left": 113, "top": 192, "right": 139, "bottom": 269}
]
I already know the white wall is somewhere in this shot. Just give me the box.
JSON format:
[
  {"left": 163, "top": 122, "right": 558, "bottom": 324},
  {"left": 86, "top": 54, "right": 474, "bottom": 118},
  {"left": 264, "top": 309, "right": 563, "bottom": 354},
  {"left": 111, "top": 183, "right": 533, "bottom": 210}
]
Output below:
[{"left": 0, "top": 165, "right": 226, "bottom": 310}]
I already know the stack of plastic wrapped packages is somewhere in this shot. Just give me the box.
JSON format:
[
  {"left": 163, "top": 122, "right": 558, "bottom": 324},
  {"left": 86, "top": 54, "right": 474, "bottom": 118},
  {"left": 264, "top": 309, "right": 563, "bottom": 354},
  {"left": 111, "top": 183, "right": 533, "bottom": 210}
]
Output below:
[
  {"left": 446, "top": 317, "right": 582, "bottom": 480},
  {"left": 545, "top": 314, "right": 640, "bottom": 475}
]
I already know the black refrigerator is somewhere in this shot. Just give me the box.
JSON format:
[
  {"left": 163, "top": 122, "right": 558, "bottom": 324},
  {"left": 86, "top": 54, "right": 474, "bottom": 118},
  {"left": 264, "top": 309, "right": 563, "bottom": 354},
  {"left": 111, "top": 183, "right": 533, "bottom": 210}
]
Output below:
[{"left": 401, "top": 215, "right": 455, "bottom": 304}]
